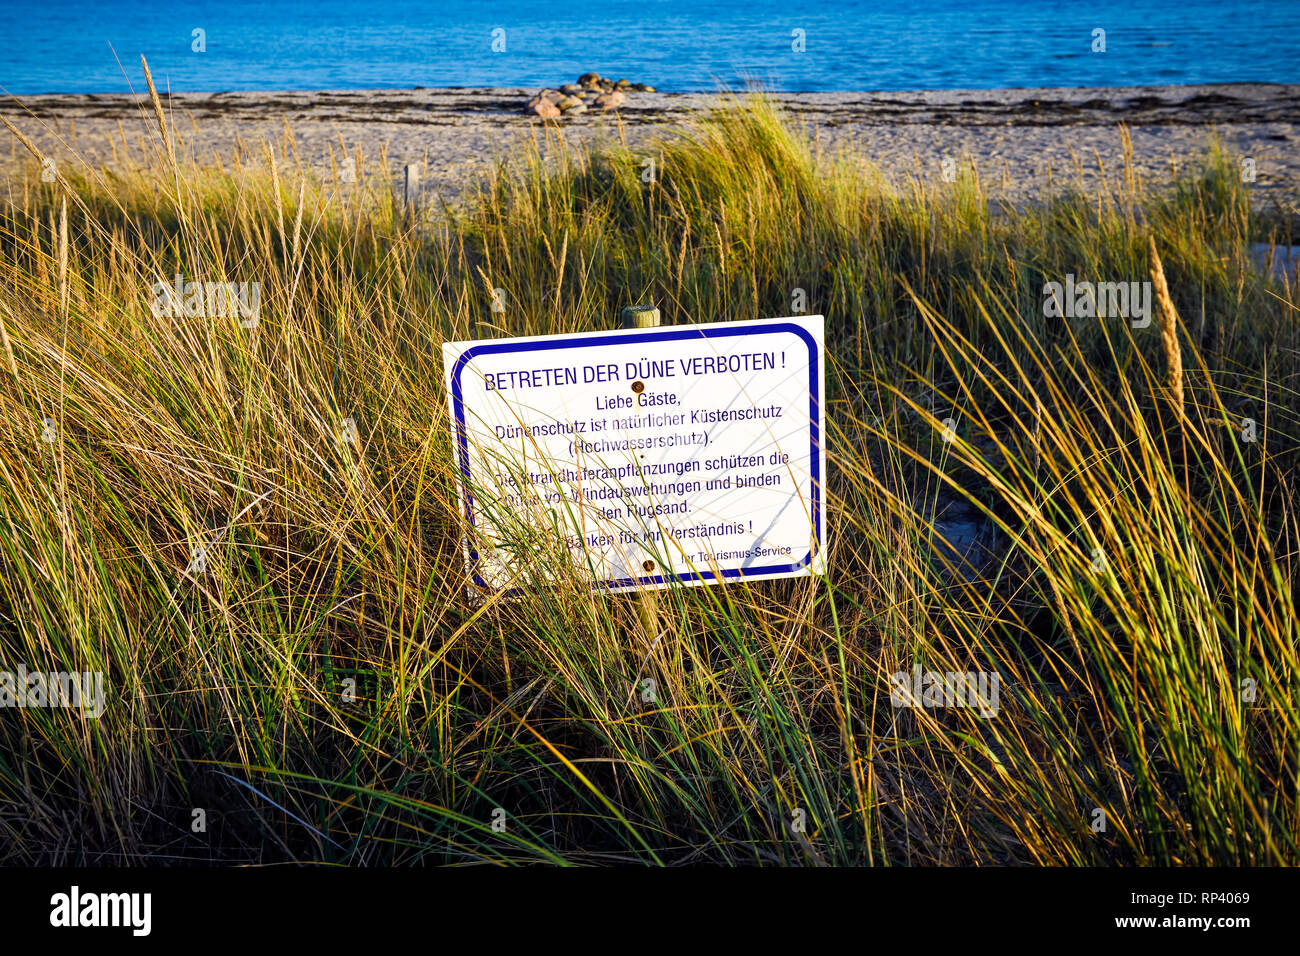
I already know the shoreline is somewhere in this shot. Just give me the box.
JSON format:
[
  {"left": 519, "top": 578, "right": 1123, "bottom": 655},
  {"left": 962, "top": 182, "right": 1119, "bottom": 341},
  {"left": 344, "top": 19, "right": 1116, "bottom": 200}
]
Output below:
[{"left": 3, "top": 82, "right": 1297, "bottom": 208}]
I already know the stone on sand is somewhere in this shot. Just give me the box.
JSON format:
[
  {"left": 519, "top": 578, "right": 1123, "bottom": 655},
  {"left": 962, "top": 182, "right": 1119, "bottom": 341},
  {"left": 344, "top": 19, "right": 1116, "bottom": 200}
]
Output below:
[{"left": 524, "top": 90, "right": 562, "bottom": 117}]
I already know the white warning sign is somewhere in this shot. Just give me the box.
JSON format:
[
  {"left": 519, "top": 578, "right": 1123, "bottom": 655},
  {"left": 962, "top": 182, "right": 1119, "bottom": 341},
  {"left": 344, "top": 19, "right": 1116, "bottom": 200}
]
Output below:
[{"left": 442, "top": 315, "right": 826, "bottom": 594}]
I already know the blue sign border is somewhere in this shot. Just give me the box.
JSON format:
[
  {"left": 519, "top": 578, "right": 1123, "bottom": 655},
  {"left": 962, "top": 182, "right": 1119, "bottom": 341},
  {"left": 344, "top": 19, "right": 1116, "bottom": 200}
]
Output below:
[{"left": 450, "top": 321, "right": 822, "bottom": 592}]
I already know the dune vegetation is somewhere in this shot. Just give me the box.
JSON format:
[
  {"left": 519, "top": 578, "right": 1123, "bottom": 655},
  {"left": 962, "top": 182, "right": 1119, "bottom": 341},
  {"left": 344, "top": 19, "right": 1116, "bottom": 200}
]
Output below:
[{"left": 0, "top": 67, "right": 1296, "bottom": 865}]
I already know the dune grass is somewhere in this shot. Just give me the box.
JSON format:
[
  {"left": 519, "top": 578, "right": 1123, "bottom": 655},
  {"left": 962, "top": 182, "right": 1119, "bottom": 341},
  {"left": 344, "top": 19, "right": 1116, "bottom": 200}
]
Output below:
[{"left": 0, "top": 78, "right": 1296, "bottom": 865}]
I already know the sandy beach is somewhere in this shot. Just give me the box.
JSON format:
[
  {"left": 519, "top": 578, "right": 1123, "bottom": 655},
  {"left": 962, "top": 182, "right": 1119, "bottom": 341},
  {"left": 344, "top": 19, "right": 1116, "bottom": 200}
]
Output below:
[{"left": 3, "top": 83, "right": 1297, "bottom": 210}]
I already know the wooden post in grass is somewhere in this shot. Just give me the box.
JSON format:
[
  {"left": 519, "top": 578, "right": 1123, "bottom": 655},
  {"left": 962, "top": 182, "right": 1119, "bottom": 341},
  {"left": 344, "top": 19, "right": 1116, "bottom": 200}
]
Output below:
[
  {"left": 403, "top": 164, "right": 419, "bottom": 227},
  {"left": 621, "top": 303, "right": 661, "bottom": 639}
]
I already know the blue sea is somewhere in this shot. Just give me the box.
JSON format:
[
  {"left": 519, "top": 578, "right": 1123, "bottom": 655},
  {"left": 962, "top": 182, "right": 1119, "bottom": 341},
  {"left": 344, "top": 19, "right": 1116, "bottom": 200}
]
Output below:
[{"left": 1, "top": 0, "right": 1296, "bottom": 95}]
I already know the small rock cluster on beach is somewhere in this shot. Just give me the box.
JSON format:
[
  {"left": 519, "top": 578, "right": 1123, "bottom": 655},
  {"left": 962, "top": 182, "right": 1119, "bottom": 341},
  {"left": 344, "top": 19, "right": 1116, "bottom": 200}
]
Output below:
[{"left": 524, "top": 73, "right": 656, "bottom": 117}]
